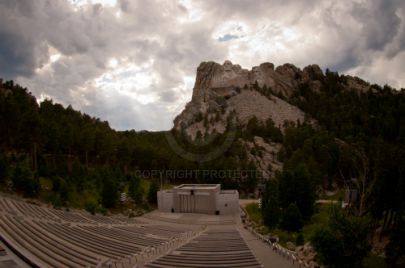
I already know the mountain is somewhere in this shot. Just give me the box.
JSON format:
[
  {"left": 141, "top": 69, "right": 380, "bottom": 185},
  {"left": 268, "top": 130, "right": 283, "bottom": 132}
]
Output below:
[
  {"left": 1, "top": 62, "right": 404, "bottom": 266},
  {"left": 0, "top": 60, "right": 404, "bottom": 213},
  {"left": 172, "top": 60, "right": 387, "bottom": 174},
  {"left": 174, "top": 61, "right": 306, "bottom": 136},
  {"left": 175, "top": 60, "right": 374, "bottom": 135}
]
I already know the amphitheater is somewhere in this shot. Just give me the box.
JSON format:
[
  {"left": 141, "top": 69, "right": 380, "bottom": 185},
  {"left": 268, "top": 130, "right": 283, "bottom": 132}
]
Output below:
[{"left": 0, "top": 194, "right": 298, "bottom": 268}]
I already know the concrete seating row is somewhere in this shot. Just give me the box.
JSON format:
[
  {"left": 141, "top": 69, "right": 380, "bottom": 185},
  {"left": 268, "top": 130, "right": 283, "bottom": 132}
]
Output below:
[
  {"left": 78, "top": 225, "right": 164, "bottom": 247},
  {"left": 34, "top": 220, "right": 142, "bottom": 259},
  {"left": 146, "top": 228, "right": 262, "bottom": 268},
  {"left": 0, "top": 196, "right": 139, "bottom": 225},
  {"left": 0, "top": 214, "right": 102, "bottom": 267},
  {"left": 81, "top": 214, "right": 145, "bottom": 225},
  {"left": 0, "top": 195, "right": 206, "bottom": 267},
  {"left": 110, "top": 215, "right": 143, "bottom": 224},
  {"left": 0, "top": 197, "right": 18, "bottom": 214},
  {"left": 83, "top": 214, "right": 124, "bottom": 224},
  {"left": 48, "top": 209, "right": 95, "bottom": 223},
  {"left": 138, "top": 225, "right": 193, "bottom": 239},
  {"left": 8, "top": 199, "right": 57, "bottom": 220}
]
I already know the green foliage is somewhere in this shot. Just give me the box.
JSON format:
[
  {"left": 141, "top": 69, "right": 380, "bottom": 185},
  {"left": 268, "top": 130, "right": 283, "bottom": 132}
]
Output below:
[
  {"left": 302, "top": 204, "right": 333, "bottom": 242},
  {"left": 51, "top": 176, "right": 69, "bottom": 204},
  {"left": 0, "top": 79, "right": 263, "bottom": 198},
  {"left": 84, "top": 201, "right": 97, "bottom": 215},
  {"left": 244, "top": 116, "right": 283, "bottom": 142},
  {"left": 311, "top": 205, "right": 372, "bottom": 268},
  {"left": 280, "top": 203, "right": 303, "bottom": 232},
  {"left": 262, "top": 179, "right": 280, "bottom": 229},
  {"left": 12, "top": 160, "right": 40, "bottom": 197},
  {"left": 147, "top": 180, "right": 159, "bottom": 205},
  {"left": 101, "top": 176, "right": 119, "bottom": 208},
  {"left": 128, "top": 175, "right": 143, "bottom": 204},
  {"left": 1, "top": 68, "right": 404, "bottom": 266},
  {"left": 52, "top": 194, "right": 63, "bottom": 208},
  {"left": 245, "top": 203, "right": 262, "bottom": 225},
  {"left": 296, "top": 231, "right": 304, "bottom": 246},
  {"left": 244, "top": 161, "right": 258, "bottom": 194},
  {"left": 311, "top": 227, "right": 343, "bottom": 266},
  {"left": 278, "top": 163, "right": 315, "bottom": 220}
]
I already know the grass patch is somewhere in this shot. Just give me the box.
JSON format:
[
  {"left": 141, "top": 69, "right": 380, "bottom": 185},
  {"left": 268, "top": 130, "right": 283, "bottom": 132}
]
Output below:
[
  {"left": 245, "top": 203, "right": 262, "bottom": 225},
  {"left": 270, "top": 229, "right": 296, "bottom": 247},
  {"left": 245, "top": 202, "right": 333, "bottom": 244},
  {"left": 140, "top": 178, "right": 151, "bottom": 194},
  {"left": 68, "top": 188, "right": 99, "bottom": 209}
]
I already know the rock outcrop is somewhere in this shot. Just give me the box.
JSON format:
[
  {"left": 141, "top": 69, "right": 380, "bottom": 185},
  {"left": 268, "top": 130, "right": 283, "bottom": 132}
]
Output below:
[
  {"left": 174, "top": 60, "right": 311, "bottom": 136},
  {"left": 190, "top": 60, "right": 304, "bottom": 103},
  {"left": 172, "top": 60, "right": 372, "bottom": 174}
]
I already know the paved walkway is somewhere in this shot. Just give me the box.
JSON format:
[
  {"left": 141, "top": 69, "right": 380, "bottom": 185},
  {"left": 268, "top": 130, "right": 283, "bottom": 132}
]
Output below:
[
  {"left": 237, "top": 226, "right": 296, "bottom": 268},
  {"left": 142, "top": 210, "right": 297, "bottom": 268}
]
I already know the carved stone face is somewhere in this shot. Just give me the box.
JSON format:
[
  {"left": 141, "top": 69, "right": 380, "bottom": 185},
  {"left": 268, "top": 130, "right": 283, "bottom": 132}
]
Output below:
[
  {"left": 223, "top": 60, "right": 233, "bottom": 72},
  {"left": 252, "top": 66, "right": 264, "bottom": 86},
  {"left": 252, "top": 67, "right": 262, "bottom": 79}
]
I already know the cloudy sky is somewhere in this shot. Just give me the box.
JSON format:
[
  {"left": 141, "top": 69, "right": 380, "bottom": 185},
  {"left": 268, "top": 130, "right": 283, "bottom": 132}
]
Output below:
[{"left": 1, "top": 0, "right": 405, "bottom": 131}]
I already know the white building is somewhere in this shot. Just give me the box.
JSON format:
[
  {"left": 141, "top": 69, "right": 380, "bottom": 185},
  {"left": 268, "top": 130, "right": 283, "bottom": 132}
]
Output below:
[{"left": 157, "top": 184, "right": 239, "bottom": 215}]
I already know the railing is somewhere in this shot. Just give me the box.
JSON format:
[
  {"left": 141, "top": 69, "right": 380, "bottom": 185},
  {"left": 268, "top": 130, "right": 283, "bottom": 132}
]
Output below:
[{"left": 241, "top": 206, "right": 318, "bottom": 268}]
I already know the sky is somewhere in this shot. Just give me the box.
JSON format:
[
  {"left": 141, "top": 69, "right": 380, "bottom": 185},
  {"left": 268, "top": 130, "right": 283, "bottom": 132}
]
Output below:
[{"left": 1, "top": 0, "right": 405, "bottom": 131}]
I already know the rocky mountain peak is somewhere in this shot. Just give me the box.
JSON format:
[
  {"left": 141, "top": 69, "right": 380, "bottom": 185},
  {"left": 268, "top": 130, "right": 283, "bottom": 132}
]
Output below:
[
  {"left": 191, "top": 60, "right": 329, "bottom": 104},
  {"left": 174, "top": 60, "right": 373, "bottom": 139},
  {"left": 174, "top": 60, "right": 310, "bottom": 138}
]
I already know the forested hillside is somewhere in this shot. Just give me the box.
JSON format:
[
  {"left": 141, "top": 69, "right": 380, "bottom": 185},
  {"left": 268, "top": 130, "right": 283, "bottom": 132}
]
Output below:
[
  {"left": 1, "top": 68, "right": 405, "bottom": 265},
  {"left": 0, "top": 79, "right": 257, "bottom": 210},
  {"left": 260, "top": 70, "right": 405, "bottom": 267}
]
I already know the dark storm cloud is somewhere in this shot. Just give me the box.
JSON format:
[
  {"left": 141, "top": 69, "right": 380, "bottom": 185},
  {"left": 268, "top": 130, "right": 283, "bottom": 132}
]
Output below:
[
  {"left": 0, "top": 0, "right": 115, "bottom": 78},
  {"left": 0, "top": 1, "right": 49, "bottom": 78},
  {"left": 0, "top": 30, "right": 45, "bottom": 78},
  {"left": 352, "top": 0, "right": 401, "bottom": 51}
]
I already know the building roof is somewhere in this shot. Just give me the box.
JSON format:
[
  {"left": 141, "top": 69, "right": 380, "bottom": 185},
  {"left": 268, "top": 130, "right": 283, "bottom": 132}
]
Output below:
[{"left": 174, "top": 184, "right": 220, "bottom": 190}]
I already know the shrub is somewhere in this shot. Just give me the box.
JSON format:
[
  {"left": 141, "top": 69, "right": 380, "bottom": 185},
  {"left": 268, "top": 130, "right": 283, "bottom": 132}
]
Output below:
[{"left": 280, "top": 203, "right": 303, "bottom": 232}]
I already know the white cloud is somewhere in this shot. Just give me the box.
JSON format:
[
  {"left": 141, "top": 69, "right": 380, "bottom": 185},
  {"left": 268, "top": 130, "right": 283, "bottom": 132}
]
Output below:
[{"left": 1, "top": 0, "right": 404, "bottom": 131}]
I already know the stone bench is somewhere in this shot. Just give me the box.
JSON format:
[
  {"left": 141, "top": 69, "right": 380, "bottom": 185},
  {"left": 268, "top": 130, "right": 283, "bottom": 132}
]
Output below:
[
  {"left": 36, "top": 221, "right": 130, "bottom": 259},
  {"left": 79, "top": 226, "right": 163, "bottom": 247},
  {"left": 0, "top": 215, "right": 82, "bottom": 267}
]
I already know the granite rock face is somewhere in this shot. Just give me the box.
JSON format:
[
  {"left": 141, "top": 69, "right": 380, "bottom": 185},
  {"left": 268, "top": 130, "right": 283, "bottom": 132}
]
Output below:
[
  {"left": 174, "top": 60, "right": 315, "bottom": 134},
  {"left": 175, "top": 60, "right": 373, "bottom": 132},
  {"left": 191, "top": 60, "right": 304, "bottom": 103},
  {"left": 172, "top": 60, "right": 371, "bottom": 175}
]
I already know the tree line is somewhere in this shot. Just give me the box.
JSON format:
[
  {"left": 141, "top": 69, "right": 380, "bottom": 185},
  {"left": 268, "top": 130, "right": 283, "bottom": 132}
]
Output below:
[{"left": 260, "top": 71, "right": 405, "bottom": 267}]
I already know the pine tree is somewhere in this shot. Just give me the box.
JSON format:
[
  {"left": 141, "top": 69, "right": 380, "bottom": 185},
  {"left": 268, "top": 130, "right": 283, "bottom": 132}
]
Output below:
[
  {"left": 280, "top": 203, "right": 303, "bottom": 232},
  {"left": 311, "top": 206, "right": 371, "bottom": 267},
  {"left": 12, "top": 160, "right": 40, "bottom": 197},
  {"left": 101, "top": 176, "right": 118, "bottom": 208},
  {"left": 148, "top": 180, "right": 159, "bottom": 205},
  {"left": 128, "top": 176, "right": 143, "bottom": 205},
  {"left": 262, "top": 179, "right": 280, "bottom": 229}
]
